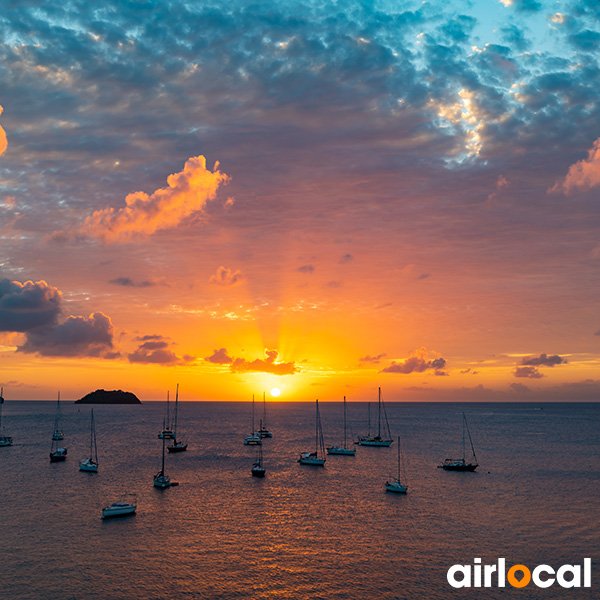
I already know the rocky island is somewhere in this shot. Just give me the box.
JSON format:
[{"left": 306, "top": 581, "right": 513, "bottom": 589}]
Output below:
[{"left": 75, "top": 389, "right": 141, "bottom": 404}]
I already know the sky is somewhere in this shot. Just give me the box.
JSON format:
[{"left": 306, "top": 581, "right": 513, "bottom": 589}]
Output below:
[{"left": 1, "top": 0, "right": 600, "bottom": 402}]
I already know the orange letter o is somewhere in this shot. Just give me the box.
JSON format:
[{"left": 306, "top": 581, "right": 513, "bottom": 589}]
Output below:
[{"left": 507, "top": 565, "right": 532, "bottom": 588}]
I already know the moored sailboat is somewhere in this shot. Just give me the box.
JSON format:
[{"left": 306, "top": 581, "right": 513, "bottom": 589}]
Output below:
[
  {"left": 257, "top": 392, "right": 272, "bottom": 438},
  {"left": 327, "top": 396, "right": 355, "bottom": 455},
  {"left": 438, "top": 412, "right": 479, "bottom": 472},
  {"left": 356, "top": 388, "right": 393, "bottom": 447},
  {"left": 154, "top": 420, "right": 172, "bottom": 488},
  {"left": 79, "top": 409, "right": 99, "bottom": 472},
  {"left": 158, "top": 391, "right": 175, "bottom": 439},
  {"left": 251, "top": 444, "right": 266, "bottom": 477},
  {"left": 50, "top": 392, "right": 67, "bottom": 461},
  {"left": 167, "top": 384, "right": 187, "bottom": 453},
  {"left": 298, "top": 398, "right": 326, "bottom": 466},
  {"left": 0, "top": 388, "right": 13, "bottom": 447},
  {"left": 385, "top": 435, "right": 408, "bottom": 493},
  {"left": 243, "top": 394, "right": 261, "bottom": 445},
  {"left": 52, "top": 392, "right": 64, "bottom": 441}
]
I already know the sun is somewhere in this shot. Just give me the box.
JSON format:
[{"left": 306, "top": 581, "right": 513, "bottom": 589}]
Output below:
[{"left": 270, "top": 387, "right": 281, "bottom": 397}]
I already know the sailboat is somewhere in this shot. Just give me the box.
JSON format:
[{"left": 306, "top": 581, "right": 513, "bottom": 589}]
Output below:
[
  {"left": 0, "top": 388, "right": 13, "bottom": 447},
  {"left": 49, "top": 392, "right": 67, "bottom": 461},
  {"left": 327, "top": 396, "right": 355, "bottom": 455},
  {"left": 153, "top": 420, "right": 171, "bottom": 488},
  {"left": 243, "top": 394, "right": 261, "bottom": 445},
  {"left": 79, "top": 409, "right": 98, "bottom": 472},
  {"left": 438, "top": 412, "right": 479, "bottom": 471},
  {"left": 385, "top": 435, "right": 408, "bottom": 493},
  {"left": 157, "top": 391, "right": 175, "bottom": 439},
  {"left": 167, "top": 384, "right": 187, "bottom": 453},
  {"left": 257, "top": 392, "right": 272, "bottom": 438},
  {"left": 356, "top": 387, "right": 393, "bottom": 446},
  {"left": 298, "top": 399, "right": 326, "bottom": 466},
  {"left": 251, "top": 444, "right": 266, "bottom": 477},
  {"left": 52, "top": 392, "right": 64, "bottom": 440}
]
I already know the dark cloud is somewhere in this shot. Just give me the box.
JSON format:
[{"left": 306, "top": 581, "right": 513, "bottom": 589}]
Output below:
[
  {"left": 230, "top": 350, "right": 298, "bottom": 375},
  {"left": 208, "top": 266, "right": 243, "bottom": 287},
  {"left": 205, "top": 347, "right": 233, "bottom": 364},
  {"left": 519, "top": 353, "right": 565, "bottom": 367},
  {"left": 297, "top": 265, "right": 315, "bottom": 274},
  {"left": 0, "top": 279, "right": 61, "bottom": 332},
  {"left": 381, "top": 348, "right": 446, "bottom": 374},
  {"left": 359, "top": 353, "right": 387, "bottom": 363},
  {"left": 510, "top": 382, "right": 531, "bottom": 393},
  {"left": 109, "top": 277, "right": 154, "bottom": 287},
  {"left": 128, "top": 336, "right": 193, "bottom": 365},
  {"left": 339, "top": 254, "right": 354, "bottom": 264},
  {"left": 514, "top": 365, "right": 543, "bottom": 379},
  {"left": 18, "top": 312, "right": 118, "bottom": 358}
]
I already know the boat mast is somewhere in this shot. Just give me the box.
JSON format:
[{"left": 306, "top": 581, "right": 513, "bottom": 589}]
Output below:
[
  {"left": 55, "top": 391, "right": 61, "bottom": 433},
  {"left": 315, "top": 399, "right": 319, "bottom": 455},
  {"left": 343, "top": 396, "right": 347, "bottom": 449},
  {"left": 378, "top": 388, "right": 382, "bottom": 438},
  {"left": 462, "top": 413, "right": 466, "bottom": 462},
  {"left": 92, "top": 409, "right": 98, "bottom": 463},
  {"left": 166, "top": 390, "right": 170, "bottom": 430},
  {"left": 263, "top": 392, "right": 267, "bottom": 429},
  {"left": 161, "top": 420, "right": 166, "bottom": 474},
  {"left": 367, "top": 402, "right": 371, "bottom": 437},
  {"left": 0, "top": 387, "right": 3, "bottom": 429},
  {"left": 465, "top": 413, "right": 478, "bottom": 464},
  {"left": 252, "top": 394, "right": 255, "bottom": 432},
  {"left": 173, "top": 384, "right": 179, "bottom": 439}
]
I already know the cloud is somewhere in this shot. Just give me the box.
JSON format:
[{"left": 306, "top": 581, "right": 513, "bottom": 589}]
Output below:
[
  {"left": 509, "top": 382, "right": 531, "bottom": 393},
  {"left": 339, "top": 254, "right": 354, "bottom": 264},
  {"left": 18, "top": 312, "right": 118, "bottom": 358},
  {"left": 205, "top": 347, "right": 233, "bottom": 364},
  {"left": 79, "top": 156, "right": 228, "bottom": 242},
  {"left": 230, "top": 349, "right": 298, "bottom": 375},
  {"left": 550, "top": 138, "right": 600, "bottom": 194},
  {"left": 359, "top": 353, "right": 387, "bottom": 363},
  {"left": 208, "top": 266, "right": 243, "bottom": 287},
  {"left": 519, "top": 353, "right": 565, "bottom": 367},
  {"left": 514, "top": 365, "right": 543, "bottom": 378},
  {"left": 109, "top": 277, "right": 155, "bottom": 288},
  {"left": 0, "top": 105, "right": 6, "bottom": 157},
  {"left": 297, "top": 265, "right": 315, "bottom": 274},
  {"left": 380, "top": 347, "right": 447, "bottom": 374},
  {"left": 128, "top": 335, "right": 193, "bottom": 365},
  {"left": 0, "top": 279, "right": 62, "bottom": 332}
]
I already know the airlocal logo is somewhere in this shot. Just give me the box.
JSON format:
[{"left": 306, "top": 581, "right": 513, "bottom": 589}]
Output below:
[{"left": 447, "top": 558, "right": 592, "bottom": 589}]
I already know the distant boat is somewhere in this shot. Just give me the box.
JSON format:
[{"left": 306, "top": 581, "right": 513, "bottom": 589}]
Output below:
[
  {"left": 79, "top": 409, "right": 98, "bottom": 472},
  {"left": 158, "top": 391, "right": 175, "bottom": 439},
  {"left": 438, "top": 412, "right": 479, "bottom": 472},
  {"left": 51, "top": 392, "right": 64, "bottom": 441},
  {"left": 251, "top": 444, "right": 266, "bottom": 477},
  {"left": 327, "top": 395, "right": 355, "bottom": 456},
  {"left": 243, "top": 394, "right": 262, "bottom": 445},
  {"left": 0, "top": 388, "right": 13, "bottom": 447},
  {"left": 257, "top": 392, "right": 272, "bottom": 438},
  {"left": 154, "top": 421, "right": 172, "bottom": 488},
  {"left": 385, "top": 436, "right": 408, "bottom": 493},
  {"left": 298, "top": 399, "right": 326, "bottom": 466},
  {"left": 50, "top": 392, "right": 67, "bottom": 461},
  {"left": 167, "top": 384, "right": 187, "bottom": 453},
  {"left": 102, "top": 501, "right": 137, "bottom": 519},
  {"left": 356, "top": 388, "right": 393, "bottom": 447}
]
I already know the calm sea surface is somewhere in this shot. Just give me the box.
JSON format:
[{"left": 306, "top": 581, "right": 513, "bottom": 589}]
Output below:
[{"left": 1, "top": 400, "right": 598, "bottom": 599}]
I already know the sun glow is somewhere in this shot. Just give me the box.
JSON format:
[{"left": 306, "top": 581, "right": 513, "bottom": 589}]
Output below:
[{"left": 270, "top": 387, "right": 281, "bottom": 397}]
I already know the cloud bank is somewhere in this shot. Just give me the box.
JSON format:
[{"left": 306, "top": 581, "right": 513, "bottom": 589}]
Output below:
[
  {"left": 205, "top": 348, "right": 298, "bottom": 375},
  {"left": 551, "top": 137, "right": 600, "bottom": 194},
  {"left": 381, "top": 347, "right": 447, "bottom": 374}
]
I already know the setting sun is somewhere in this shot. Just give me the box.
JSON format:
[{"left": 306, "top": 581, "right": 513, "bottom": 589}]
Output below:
[{"left": 270, "top": 387, "right": 281, "bottom": 397}]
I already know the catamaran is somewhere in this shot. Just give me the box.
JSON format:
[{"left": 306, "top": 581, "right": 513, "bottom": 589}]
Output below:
[
  {"left": 356, "top": 387, "right": 393, "bottom": 447},
  {"left": 167, "top": 384, "right": 187, "bottom": 453},
  {"left": 326, "top": 396, "right": 355, "bottom": 455},
  {"left": 385, "top": 435, "right": 408, "bottom": 493},
  {"left": 79, "top": 409, "right": 99, "bottom": 472},
  {"left": 0, "top": 388, "right": 13, "bottom": 447},
  {"left": 438, "top": 412, "right": 479, "bottom": 471},
  {"left": 298, "top": 399, "right": 326, "bottom": 466},
  {"left": 243, "top": 394, "right": 261, "bottom": 445}
]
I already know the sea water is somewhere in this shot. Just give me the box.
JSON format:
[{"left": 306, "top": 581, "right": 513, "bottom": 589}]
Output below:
[{"left": 1, "top": 401, "right": 598, "bottom": 599}]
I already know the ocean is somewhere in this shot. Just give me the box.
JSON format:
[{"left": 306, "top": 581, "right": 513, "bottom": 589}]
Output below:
[{"left": 1, "top": 400, "right": 598, "bottom": 599}]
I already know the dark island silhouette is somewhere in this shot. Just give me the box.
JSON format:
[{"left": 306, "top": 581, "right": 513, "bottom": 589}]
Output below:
[{"left": 75, "top": 389, "right": 141, "bottom": 404}]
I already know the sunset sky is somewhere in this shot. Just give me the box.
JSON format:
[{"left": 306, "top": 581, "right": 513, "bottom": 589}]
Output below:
[{"left": 1, "top": 0, "right": 600, "bottom": 401}]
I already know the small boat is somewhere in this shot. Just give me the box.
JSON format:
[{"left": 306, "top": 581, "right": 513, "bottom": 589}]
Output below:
[
  {"left": 243, "top": 394, "right": 262, "bottom": 445},
  {"left": 52, "top": 392, "right": 64, "bottom": 441},
  {"left": 438, "top": 412, "right": 479, "bottom": 472},
  {"left": 50, "top": 392, "right": 67, "bottom": 461},
  {"left": 356, "top": 388, "right": 393, "bottom": 447},
  {"left": 167, "top": 384, "right": 188, "bottom": 453},
  {"left": 257, "top": 392, "right": 272, "bottom": 438},
  {"left": 251, "top": 445, "right": 266, "bottom": 477},
  {"left": 298, "top": 399, "right": 326, "bottom": 466},
  {"left": 102, "top": 501, "right": 137, "bottom": 519},
  {"left": 79, "top": 409, "right": 98, "bottom": 472},
  {"left": 157, "top": 391, "right": 175, "bottom": 439},
  {"left": 327, "top": 395, "right": 355, "bottom": 455},
  {"left": 154, "top": 421, "right": 171, "bottom": 488},
  {"left": 0, "top": 388, "right": 13, "bottom": 447},
  {"left": 385, "top": 436, "right": 408, "bottom": 493}
]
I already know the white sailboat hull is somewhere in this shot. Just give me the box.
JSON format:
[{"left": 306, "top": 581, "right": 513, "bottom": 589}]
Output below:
[
  {"left": 326, "top": 445, "right": 356, "bottom": 455},
  {"left": 357, "top": 437, "right": 393, "bottom": 447},
  {"left": 385, "top": 479, "right": 408, "bottom": 494},
  {"left": 0, "top": 436, "right": 13, "bottom": 447},
  {"left": 298, "top": 452, "right": 325, "bottom": 466},
  {"left": 79, "top": 458, "right": 98, "bottom": 472},
  {"left": 244, "top": 435, "right": 262, "bottom": 445},
  {"left": 153, "top": 474, "right": 171, "bottom": 488},
  {"left": 102, "top": 503, "right": 136, "bottom": 518}
]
